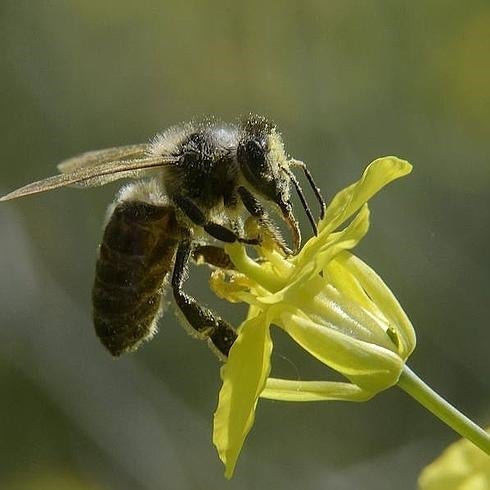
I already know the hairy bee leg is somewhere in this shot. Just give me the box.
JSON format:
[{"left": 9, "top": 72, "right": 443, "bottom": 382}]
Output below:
[
  {"left": 172, "top": 234, "right": 237, "bottom": 357},
  {"left": 192, "top": 244, "right": 235, "bottom": 270},
  {"left": 174, "top": 196, "right": 259, "bottom": 245},
  {"left": 237, "top": 186, "right": 292, "bottom": 255}
]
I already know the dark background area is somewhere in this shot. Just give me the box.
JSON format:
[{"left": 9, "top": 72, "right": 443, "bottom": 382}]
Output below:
[{"left": 0, "top": 2, "right": 489, "bottom": 489}]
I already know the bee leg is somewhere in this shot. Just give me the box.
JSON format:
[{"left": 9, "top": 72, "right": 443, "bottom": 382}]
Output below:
[
  {"left": 237, "top": 186, "right": 292, "bottom": 255},
  {"left": 174, "top": 196, "right": 259, "bottom": 245},
  {"left": 172, "top": 234, "right": 237, "bottom": 358},
  {"left": 192, "top": 244, "right": 235, "bottom": 270}
]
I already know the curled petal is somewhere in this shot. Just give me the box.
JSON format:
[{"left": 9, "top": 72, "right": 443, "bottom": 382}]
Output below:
[
  {"left": 224, "top": 242, "right": 285, "bottom": 292},
  {"left": 318, "top": 156, "right": 412, "bottom": 236}
]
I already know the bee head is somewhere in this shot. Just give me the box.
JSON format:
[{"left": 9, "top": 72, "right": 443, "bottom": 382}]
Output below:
[{"left": 237, "top": 115, "right": 301, "bottom": 251}]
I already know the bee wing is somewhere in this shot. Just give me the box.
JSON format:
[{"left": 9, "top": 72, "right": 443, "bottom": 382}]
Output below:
[
  {"left": 0, "top": 155, "right": 176, "bottom": 202},
  {"left": 57, "top": 144, "right": 149, "bottom": 174}
]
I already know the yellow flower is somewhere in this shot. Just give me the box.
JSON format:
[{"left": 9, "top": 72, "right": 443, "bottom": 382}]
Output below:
[
  {"left": 211, "top": 157, "right": 415, "bottom": 478},
  {"left": 418, "top": 429, "right": 490, "bottom": 490}
]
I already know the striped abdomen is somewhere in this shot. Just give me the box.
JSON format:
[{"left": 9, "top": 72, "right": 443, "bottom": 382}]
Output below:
[{"left": 93, "top": 201, "right": 181, "bottom": 356}]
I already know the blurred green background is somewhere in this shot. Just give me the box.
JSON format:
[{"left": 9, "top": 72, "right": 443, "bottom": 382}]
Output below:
[{"left": 1, "top": 1, "right": 489, "bottom": 489}]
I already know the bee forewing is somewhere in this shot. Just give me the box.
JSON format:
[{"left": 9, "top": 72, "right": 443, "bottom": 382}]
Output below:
[
  {"left": 0, "top": 156, "right": 176, "bottom": 202},
  {"left": 57, "top": 144, "right": 149, "bottom": 174}
]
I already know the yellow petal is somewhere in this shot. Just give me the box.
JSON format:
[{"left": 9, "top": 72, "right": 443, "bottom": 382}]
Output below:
[
  {"left": 278, "top": 311, "right": 404, "bottom": 393},
  {"left": 213, "top": 314, "right": 273, "bottom": 479},
  {"left": 319, "top": 156, "right": 412, "bottom": 236},
  {"left": 263, "top": 205, "right": 371, "bottom": 305},
  {"left": 338, "top": 252, "right": 416, "bottom": 358},
  {"left": 290, "top": 278, "right": 395, "bottom": 351},
  {"left": 224, "top": 242, "right": 285, "bottom": 292},
  {"left": 296, "top": 203, "right": 370, "bottom": 275},
  {"left": 418, "top": 429, "right": 490, "bottom": 490},
  {"left": 209, "top": 269, "right": 265, "bottom": 305},
  {"left": 261, "top": 378, "right": 373, "bottom": 402},
  {"left": 324, "top": 253, "right": 379, "bottom": 316}
]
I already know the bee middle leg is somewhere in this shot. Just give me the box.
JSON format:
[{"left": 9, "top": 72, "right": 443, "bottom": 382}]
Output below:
[
  {"left": 172, "top": 233, "right": 237, "bottom": 358},
  {"left": 174, "top": 196, "right": 259, "bottom": 245}
]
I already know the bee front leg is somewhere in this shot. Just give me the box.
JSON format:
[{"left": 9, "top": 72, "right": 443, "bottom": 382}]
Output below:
[
  {"left": 174, "top": 196, "right": 259, "bottom": 245},
  {"left": 172, "top": 233, "right": 236, "bottom": 358},
  {"left": 237, "top": 186, "right": 292, "bottom": 255}
]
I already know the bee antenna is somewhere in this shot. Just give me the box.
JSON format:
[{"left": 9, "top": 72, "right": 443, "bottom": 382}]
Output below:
[
  {"left": 289, "top": 159, "right": 326, "bottom": 219},
  {"left": 284, "top": 167, "right": 318, "bottom": 236}
]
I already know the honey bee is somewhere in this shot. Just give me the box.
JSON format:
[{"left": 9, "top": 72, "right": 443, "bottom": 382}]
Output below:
[{"left": 1, "top": 115, "right": 325, "bottom": 358}]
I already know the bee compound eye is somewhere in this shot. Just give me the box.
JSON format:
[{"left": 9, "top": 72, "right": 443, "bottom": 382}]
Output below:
[
  {"left": 181, "top": 148, "right": 200, "bottom": 165},
  {"left": 239, "top": 139, "right": 267, "bottom": 171},
  {"left": 247, "top": 139, "right": 264, "bottom": 158}
]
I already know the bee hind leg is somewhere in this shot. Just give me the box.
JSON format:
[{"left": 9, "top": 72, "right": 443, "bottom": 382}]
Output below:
[{"left": 172, "top": 234, "right": 236, "bottom": 358}]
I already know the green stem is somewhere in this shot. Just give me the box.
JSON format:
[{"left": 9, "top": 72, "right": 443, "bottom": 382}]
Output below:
[{"left": 397, "top": 365, "right": 490, "bottom": 454}]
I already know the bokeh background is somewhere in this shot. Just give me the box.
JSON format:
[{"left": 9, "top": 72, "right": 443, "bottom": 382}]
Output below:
[{"left": 1, "top": 1, "right": 489, "bottom": 489}]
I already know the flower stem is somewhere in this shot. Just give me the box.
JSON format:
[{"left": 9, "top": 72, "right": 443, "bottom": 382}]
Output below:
[{"left": 397, "top": 365, "right": 490, "bottom": 454}]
